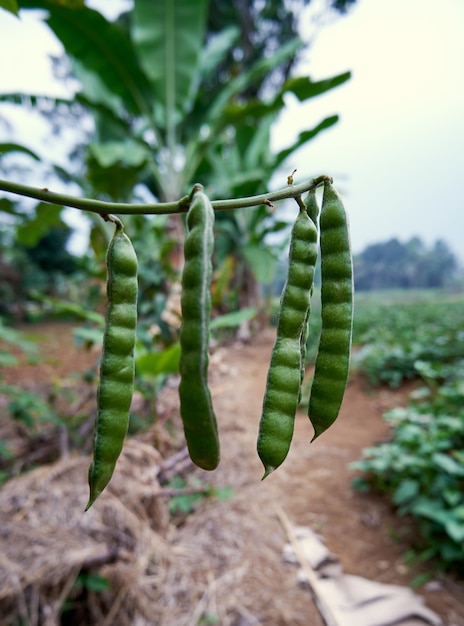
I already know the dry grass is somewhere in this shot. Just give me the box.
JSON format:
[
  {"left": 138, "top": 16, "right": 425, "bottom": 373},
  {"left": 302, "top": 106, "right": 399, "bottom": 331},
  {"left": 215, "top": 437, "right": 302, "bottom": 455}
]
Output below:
[
  {"left": 1, "top": 326, "right": 462, "bottom": 626},
  {"left": 0, "top": 440, "right": 170, "bottom": 626},
  {"left": 0, "top": 431, "right": 322, "bottom": 626}
]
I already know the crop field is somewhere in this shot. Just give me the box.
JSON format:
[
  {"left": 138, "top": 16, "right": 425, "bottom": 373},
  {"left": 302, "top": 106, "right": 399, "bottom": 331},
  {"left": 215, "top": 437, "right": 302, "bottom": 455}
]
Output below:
[{"left": 350, "top": 288, "right": 464, "bottom": 573}]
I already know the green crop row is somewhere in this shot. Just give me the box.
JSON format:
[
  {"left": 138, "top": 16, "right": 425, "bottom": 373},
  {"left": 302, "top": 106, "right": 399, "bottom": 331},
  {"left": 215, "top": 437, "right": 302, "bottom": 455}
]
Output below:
[
  {"left": 350, "top": 290, "right": 464, "bottom": 573},
  {"left": 352, "top": 291, "right": 464, "bottom": 387},
  {"left": 352, "top": 360, "right": 464, "bottom": 573}
]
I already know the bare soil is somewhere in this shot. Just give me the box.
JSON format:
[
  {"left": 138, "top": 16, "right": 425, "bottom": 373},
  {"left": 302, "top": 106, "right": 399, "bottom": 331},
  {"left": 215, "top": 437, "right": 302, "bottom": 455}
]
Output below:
[{"left": 2, "top": 323, "right": 464, "bottom": 625}]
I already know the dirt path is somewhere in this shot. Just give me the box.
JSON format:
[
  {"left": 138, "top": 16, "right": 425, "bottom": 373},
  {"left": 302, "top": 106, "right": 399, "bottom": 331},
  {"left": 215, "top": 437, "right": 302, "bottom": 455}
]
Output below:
[
  {"left": 2, "top": 324, "right": 463, "bottom": 625},
  {"left": 165, "top": 329, "right": 464, "bottom": 626}
]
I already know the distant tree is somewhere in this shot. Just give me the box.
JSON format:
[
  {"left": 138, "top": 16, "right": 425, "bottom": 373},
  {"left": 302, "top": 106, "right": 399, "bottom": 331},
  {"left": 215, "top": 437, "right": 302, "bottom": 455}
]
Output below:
[
  {"left": 418, "top": 240, "right": 457, "bottom": 288},
  {"left": 22, "top": 225, "right": 77, "bottom": 276},
  {"left": 1, "top": 0, "right": 356, "bottom": 317},
  {"left": 354, "top": 237, "right": 458, "bottom": 290},
  {"left": 206, "top": 0, "right": 357, "bottom": 98}
]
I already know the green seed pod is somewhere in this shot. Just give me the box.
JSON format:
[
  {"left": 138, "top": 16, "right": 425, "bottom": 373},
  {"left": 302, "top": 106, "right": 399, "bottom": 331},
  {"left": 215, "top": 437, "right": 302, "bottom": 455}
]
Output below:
[
  {"left": 308, "top": 181, "right": 353, "bottom": 440},
  {"left": 86, "top": 223, "right": 138, "bottom": 510},
  {"left": 298, "top": 306, "right": 310, "bottom": 404},
  {"left": 304, "top": 186, "right": 320, "bottom": 227},
  {"left": 179, "top": 186, "right": 220, "bottom": 470},
  {"left": 257, "top": 207, "right": 318, "bottom": 478},
  {"left": 296, "top": 187, "right": 322, "bottom": 403}
]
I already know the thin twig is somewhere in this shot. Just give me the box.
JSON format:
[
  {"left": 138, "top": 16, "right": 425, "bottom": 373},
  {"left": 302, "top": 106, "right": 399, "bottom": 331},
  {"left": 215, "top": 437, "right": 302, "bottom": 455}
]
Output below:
[
  {"left": 157, "top": 447, "right": 193, "bottom": 483},
  {"left": 0, "top": 175, "right": 332, "bottom": 217},
  {"left": 81, "top": 548, "right": 128, "bottom": 570}
]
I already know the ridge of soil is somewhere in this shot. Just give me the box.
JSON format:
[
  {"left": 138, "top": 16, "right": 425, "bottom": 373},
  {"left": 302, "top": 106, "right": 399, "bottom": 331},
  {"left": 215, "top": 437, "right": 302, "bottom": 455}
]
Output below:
[{"left": 1, "top": 323, "right": 463, "bottom": 625}]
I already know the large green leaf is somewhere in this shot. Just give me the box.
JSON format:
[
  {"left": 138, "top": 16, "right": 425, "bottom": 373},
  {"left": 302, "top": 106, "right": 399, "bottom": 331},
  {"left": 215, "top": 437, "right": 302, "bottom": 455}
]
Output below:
[
  {"left": 183, "top": 37, "right": 304, "bottom": 183},
  {"left": 242, "top": 116, "right": 274, "bottom": 171},
  {"left": 136, "top": 343, "right": 181, "bottom": 377},
  {"left": 275, "top": 115, "right": 339, "bottom": 167},
  {"left": 210, "top": 307, "right": 257, "bottom": 330},
  {"left": 0, "top": 0, "right": 18, "bottom": 16},
  {"left": 0, "top": 92, "right": 75, "bottom": 108},
  {"left": 205, "top": 37, "right": 303, "bottom": 127},
  {"left": 221, "top": 100, "right": 276, "bottom": 126},
  {"left": 0, "top": 142, "right": 40, "bottom": 160},
  {"left": 0, "top": 91, "right": 130, "bottom": 133},
  {"left": 132, "top": 0, "right": 208, "bottom": 126},
  {"left": 242, "top": 243, "right": 278, "bottom": 286},
  {"left": 219, "top": 70, "right": 351, "bottom": 128},
  {"left": 71, "top": 57, "right": 124, "bottom": 118},
  {"left": 89, "top": 141, "right": 151, "bottom": 169},
  {"left": 19, "top": 1, "right": 153, "bottom": 116},
  {"left": 432, "top": 452, "right": 464, "bottom": 476},
  {"left": 282, "top": 71, "right": 351, "bottom": 102},
  {"left": 15, "top": 202, "right": 63, "bottom": 247},
  {"left": 0, "top": 197, "right": 21, "bottom": 216},
  {"left": 86, "top": 142, "right": 151, "bottom": 202},
  {"left": 199, "top": 26, "right": 240, "bottom": 82},
  {"left": 18, "top": 0, "right": 85, "bottom": 7},
  {"left": 30, "top": 293, "right": 105, "bottom": 325}
]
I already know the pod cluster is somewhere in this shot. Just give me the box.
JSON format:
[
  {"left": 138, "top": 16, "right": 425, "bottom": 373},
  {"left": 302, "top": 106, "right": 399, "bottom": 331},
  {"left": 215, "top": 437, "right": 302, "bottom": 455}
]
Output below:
[
  {"left": 86, "top": 180, "right": 353, "bottom": 506},
  {"left": 257, "top": 180, "right": 353, "bottom": 478}
]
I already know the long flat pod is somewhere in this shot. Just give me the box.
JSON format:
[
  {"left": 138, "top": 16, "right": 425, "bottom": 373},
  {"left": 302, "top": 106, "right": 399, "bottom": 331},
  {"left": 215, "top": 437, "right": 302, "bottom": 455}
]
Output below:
[
  {"left": 86, "top": 223, "right": 138, "bottom": 510},
  {"left": 257, "top": 206, "right": 318, "bottom": 478},
  {"left": 308, "top": 181, "right": 353, "bottom": 440},
  {"left": 179, "top": 185, "right": 220, "bottom": 470}
]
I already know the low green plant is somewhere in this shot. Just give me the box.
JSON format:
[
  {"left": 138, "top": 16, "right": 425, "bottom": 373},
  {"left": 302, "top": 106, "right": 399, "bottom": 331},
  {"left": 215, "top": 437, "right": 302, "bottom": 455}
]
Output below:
[
  {"left": 168, "top": 475, "right": 233, "bottom": 516},
  {"left": 352, "top": 294, "right": 464, "bottom": 387},
  {"left": 0, "top": 318, "right": 39, "bottom": 367},
  {"left": 60, "top": 572, "right": 111, "bottom": 620},
  {"left": 351, "top": 360, "right": 464, "bottom": 573},
  {"left": 198, "top": 613, "right": 220, "bottom": 624},
  {"left": 2, "top": 384, "right": 62, "bottom": 429},
  {"left": 74, "top": 572, "right": 111, "bottom": 594}
]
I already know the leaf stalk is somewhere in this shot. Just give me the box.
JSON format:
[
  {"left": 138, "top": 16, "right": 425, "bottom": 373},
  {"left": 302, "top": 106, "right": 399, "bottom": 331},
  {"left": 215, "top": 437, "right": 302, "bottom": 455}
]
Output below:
[{"left": 0, "top": 175, "right": 332, "bottom": 216}]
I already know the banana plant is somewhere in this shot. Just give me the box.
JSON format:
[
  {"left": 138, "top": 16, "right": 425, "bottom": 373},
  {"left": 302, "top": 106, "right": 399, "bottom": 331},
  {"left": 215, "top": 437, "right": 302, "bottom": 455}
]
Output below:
[
  {"left": 1, "top": 0, "right": 350, "bottom": 311},
  {"left": 0, "top": 0, "right": 18, "bottom": 16},
  {"left": 3, "top": 1, "right": 349, "bottom": 200}
]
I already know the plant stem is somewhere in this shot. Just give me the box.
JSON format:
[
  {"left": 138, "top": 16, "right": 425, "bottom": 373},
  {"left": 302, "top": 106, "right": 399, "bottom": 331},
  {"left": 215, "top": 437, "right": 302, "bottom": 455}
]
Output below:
[{"left": 0, "top": 175, "right": 332, "bottom": 216}]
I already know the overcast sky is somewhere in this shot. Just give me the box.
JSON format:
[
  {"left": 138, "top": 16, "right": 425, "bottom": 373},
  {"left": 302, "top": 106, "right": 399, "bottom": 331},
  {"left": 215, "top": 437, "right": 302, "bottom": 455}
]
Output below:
[
  {"left": 275, "top": 0, "right": 464, "bottom": 262},
  {"left": 1, "top": 0, "right": 463, "bottom": 262}
]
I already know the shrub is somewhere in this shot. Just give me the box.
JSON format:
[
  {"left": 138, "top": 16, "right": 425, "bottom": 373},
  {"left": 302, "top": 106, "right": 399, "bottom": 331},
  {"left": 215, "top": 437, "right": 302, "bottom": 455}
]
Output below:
[{"left": 352, "top": 360, "right": 464, "bottom": 573}]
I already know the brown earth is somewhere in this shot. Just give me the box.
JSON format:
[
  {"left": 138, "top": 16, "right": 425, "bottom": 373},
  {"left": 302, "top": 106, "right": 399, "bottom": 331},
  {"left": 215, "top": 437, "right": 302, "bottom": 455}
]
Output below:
[{"left": 1, "top": 323, "right": 464, "bottom": 625}]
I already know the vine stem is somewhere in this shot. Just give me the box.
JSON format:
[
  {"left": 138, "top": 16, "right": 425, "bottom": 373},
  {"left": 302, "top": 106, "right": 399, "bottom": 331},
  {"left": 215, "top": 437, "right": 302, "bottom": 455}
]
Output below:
[{"left": 0, "top": 175, "right": 332, "bottom": 216}]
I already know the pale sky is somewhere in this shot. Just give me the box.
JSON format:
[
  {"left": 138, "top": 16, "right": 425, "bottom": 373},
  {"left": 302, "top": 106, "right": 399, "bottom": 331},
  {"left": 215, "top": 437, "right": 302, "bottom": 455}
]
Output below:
[
  {"left": 0, "top": 0, "right": 463, "bottom": 262},
  {"left": 274, "top": 0, "right": 464, "bottom": 262}
]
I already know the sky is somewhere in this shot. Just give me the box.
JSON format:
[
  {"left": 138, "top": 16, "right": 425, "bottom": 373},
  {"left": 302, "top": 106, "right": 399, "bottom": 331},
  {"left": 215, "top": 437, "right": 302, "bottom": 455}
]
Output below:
[
  {"left": 274, "top": 0, "right": 464, "bottom": 262},
  {"left": 0, "top": 0, "right": 463, "bottom": 262}
]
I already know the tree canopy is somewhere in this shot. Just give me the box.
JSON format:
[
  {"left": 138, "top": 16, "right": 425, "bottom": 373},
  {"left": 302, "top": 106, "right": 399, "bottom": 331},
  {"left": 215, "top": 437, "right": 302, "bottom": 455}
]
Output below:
[
  {"left": 353, "top": 237, "right": 458, "bottom": 290},
  {"left": 206, "top": 0, "right": 357, "bottom": 99}
]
